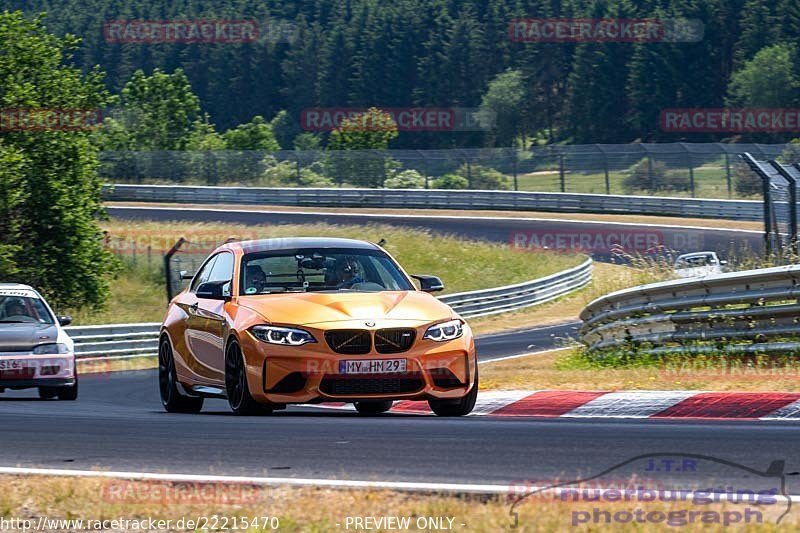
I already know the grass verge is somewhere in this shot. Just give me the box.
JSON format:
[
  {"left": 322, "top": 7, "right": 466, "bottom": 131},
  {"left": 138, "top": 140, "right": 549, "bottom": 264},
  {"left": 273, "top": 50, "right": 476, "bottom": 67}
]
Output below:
[
  {"left": 0, "top": 475, "right": 794, "bottom": 532},
  {"left": 481, "top": 348, "right": 800, "bottom": 392}
]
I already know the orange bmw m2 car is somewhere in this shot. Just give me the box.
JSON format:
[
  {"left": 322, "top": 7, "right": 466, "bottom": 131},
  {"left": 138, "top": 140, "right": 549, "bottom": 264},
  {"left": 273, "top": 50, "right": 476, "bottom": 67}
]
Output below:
[{"left": 159, "top": 238, "right": 478, "bottom": 416}]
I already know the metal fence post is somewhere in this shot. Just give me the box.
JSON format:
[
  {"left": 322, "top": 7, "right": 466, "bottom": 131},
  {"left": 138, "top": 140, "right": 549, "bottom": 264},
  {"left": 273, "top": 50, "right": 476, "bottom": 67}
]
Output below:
[
  {"left": 512, "top": 149, "right": 519, "bottom": 191},
  {"left": 688, "top": 153, "right": 695, "bottom": 198},
  {"left": 724, "top": 152, "right": 732, "bottom": 198},
  {"left": 559, "top": 154, "right": 565, "bottom": 192}
]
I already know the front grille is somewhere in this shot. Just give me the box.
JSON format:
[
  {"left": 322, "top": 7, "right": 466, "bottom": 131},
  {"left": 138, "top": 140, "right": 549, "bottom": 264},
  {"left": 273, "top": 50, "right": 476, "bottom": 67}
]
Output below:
[
  {"left": 320, "top": 373, "right": 425, "bottom": 396},
  {"left": 325, "top": 330, "right": 371, "bottom": 355},
  {"left": 374, "top": 328, "right": 416, "bottom": 354}
]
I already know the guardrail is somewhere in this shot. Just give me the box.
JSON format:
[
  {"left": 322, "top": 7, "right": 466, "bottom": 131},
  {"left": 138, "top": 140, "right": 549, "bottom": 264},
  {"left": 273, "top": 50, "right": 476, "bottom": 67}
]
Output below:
[
  {"left": 579, "top": 264, "right": 800, "bottom": 355},
  {"left": 66, "top": 323, "right": 160, "bottom": 360},
  {"left": 441, "top": 258, "right": 592, "bottom": 318},
  {"left": 68, "top": 258, "right": 592, "bottom": 359},
  {"left": 103, "top": 184, "right": 763, "bottom": 221}
]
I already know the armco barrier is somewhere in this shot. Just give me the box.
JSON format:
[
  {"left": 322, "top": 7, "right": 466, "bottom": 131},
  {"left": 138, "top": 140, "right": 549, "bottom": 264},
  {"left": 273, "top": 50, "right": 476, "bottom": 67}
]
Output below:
[
  {"left": 579, "top": 264, "right": 800, "bottom": 355},
  {"left": 103, "top": 184, "right": 763, "bottom": 221},
  {"left": 69, "top": 258, "right": 592, "bottom": 359}
]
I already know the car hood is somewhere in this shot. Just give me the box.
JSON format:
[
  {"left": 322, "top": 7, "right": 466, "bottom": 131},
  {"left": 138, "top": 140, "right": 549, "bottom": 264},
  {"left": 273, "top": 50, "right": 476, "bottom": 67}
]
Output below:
[
  {"left": 238, "top": 291, "right": 455, "bottom": 326},
  {"left": 0, "top": 323, "right": 58, "bottom": 351}
]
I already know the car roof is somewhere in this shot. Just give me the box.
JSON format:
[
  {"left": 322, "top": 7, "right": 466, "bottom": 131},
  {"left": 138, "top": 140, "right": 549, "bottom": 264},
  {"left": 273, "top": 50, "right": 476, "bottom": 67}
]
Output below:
[
  {"left": 0, "top": 283, "right": 36, "bottom": 291},
  {"left": 233, "top": 237, "right": 380, "bottom": 254}
]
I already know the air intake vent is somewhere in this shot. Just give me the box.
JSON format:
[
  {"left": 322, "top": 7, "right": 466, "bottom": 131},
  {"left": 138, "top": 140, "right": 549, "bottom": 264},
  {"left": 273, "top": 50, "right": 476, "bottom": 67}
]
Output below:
[
  {"left": 320, "top": 373, "right": 425, "bottom": 396},
  {"left": 325, "top": 330, "right": 371, "bottom": 355}
]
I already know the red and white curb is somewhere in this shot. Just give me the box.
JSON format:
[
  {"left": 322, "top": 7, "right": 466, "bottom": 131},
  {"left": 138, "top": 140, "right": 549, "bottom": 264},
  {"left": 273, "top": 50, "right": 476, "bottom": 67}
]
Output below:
[{"left": 311, "top": 390, "right": 800, "bottom": 420}]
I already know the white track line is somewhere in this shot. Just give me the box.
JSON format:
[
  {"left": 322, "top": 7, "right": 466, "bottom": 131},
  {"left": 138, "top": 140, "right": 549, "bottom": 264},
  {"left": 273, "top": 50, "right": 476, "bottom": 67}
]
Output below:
[
  {"left": 0, "top": 467, "right": 509, "bottom": 494},
  {"left": 479, "top": 345, "right": 575, "bottom": 364}
]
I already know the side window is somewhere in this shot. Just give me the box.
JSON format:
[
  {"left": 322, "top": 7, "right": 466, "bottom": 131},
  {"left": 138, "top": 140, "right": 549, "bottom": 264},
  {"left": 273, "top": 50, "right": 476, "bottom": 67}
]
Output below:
[
  {"left": 207, "top": 252, "right": 234, "bottom": 283},
  {"left": 190, "top": 255, "right": 218, "bottom": 292}
]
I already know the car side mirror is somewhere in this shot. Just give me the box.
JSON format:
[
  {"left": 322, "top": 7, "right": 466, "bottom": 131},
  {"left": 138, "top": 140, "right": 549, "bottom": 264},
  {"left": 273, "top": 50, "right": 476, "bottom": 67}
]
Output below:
[
  {"left": 719, "top": 260, "right": 728, "bottom": 266},
  {"left": 180, "top": 270, "right": 194, "bottom": 280},
  {"left": 196, "top": 280, "right": 232, "bottom": 300},
  {"left": 58, "top": 315, "right": 72, "bottom": 326},
  {"left": 411, "top": 275, "right": 444, "bottom": 293}
]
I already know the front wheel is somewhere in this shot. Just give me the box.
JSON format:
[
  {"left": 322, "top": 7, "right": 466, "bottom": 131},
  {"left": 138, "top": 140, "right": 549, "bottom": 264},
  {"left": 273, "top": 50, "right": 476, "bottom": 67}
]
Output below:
[
  {"left": 428, "top": 366, "right": 478, "bottom": 417},
  {"left": 159, "top": 337, "right": 203, "bottom": 413},
  {"left": 56, "top": 378, "right": 78, "bottom": 401},
  {"left": 225, "top": 340, "right": 271, "bottom": 416},
  {"left": 354, "top": 400, "right": 393, "bottom": 415}
]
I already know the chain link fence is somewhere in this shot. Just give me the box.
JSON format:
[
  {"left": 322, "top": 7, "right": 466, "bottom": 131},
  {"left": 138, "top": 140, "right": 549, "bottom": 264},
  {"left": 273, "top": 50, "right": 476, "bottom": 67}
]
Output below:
[{"left": 99, "top": 143, "right": 797, "bottom": 199}]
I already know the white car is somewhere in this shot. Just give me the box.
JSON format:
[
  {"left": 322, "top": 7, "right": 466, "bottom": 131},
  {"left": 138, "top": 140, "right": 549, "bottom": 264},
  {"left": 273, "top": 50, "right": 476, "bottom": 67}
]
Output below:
[
  {"left": 0, "top": 284, "right": 77, "bottom": 400},
  {"left": 674, "top": 252, "right": 727, "bottom": 279}
]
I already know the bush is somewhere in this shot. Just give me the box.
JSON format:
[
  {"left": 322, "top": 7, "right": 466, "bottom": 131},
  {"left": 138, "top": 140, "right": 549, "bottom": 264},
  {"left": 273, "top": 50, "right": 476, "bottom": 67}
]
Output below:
[
  {"left": 733, "top": 165, "right": 762, "bottom": 197},
  {"left": 432, "top": 173, "right": 469, "bottom": 189},
  {"left": 622, "top": 159, "right": 691, "bottom": 193},
  {"left": 384, "top": 169, "right": 425, "bottom": 189},
  {"left": 260, "top": 156, "right": 333, "bottom": 187},
  {"left": 454, "top": 164, "right": 511, "bottom": 190}
]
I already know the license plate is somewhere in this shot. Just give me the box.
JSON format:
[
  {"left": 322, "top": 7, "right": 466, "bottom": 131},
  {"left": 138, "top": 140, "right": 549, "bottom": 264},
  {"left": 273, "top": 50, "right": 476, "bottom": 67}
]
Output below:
[
  {"left": 339, "top": 358, "right": 407, "bottom": 374},
  {"left": 0, "top": 360, "right": 23, "bottom": 371}
]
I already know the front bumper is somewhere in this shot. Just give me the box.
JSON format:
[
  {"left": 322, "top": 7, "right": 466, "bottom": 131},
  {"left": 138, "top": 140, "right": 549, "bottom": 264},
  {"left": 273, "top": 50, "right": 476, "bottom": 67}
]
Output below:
[
  {"left": 0, "top": 353, "right": 76, "bottom": 389},
  {"left": 239, "top": 321, "right": 477, "bottom": 404}
]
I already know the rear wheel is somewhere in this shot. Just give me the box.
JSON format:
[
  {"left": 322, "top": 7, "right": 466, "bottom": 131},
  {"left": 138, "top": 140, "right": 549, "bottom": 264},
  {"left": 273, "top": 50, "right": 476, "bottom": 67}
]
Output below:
[
  {"left": 354, "top": 400, "right": 393, "bottom": 415},
  {"left": 428, "top": 366, "right": 478, "bottom": 417},
  {"left": 159, "top": 337, "right": 203, "bottom": 413},
  {"left": 225, "top": 340, "right": 271, "bottom": 416}
]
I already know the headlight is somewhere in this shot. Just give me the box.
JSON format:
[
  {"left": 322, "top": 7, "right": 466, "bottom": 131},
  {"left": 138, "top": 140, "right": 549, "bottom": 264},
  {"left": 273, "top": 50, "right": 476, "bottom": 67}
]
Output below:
[
  {"left": 33, "top": 343, "right": 70, "bottom": 354},
  {"left": 423, "top": 319, "right": 464, "bottom": 342},
  {"left": 251, "top": 326, "right": 316, "bottom": 346}
]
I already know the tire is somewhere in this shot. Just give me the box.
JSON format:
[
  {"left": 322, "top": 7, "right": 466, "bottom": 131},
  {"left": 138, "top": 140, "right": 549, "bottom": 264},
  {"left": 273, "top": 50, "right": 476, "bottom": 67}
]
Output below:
[
  {"left": 159, "top": 337, "right": 203, "bottom": 413},
  {"left": 225, "top": 339, "right": 271, "bottom": 416},
  {"left": 38, "top": 386, "right": 58, "bottom": 399},
  {"left": 428, "top": 366, "right": 478, "bottom": 417},
  {"left": 56, "top": 378, "right": 78, "bottom": 401},
  {"left": 354, "top": 400, "right": 394, "bottom": 415}
]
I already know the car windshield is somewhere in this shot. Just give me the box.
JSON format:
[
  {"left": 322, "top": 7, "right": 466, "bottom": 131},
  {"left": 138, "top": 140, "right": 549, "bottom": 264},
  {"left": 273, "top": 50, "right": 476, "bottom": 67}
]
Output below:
[
  {"left": 0, "top": 294, "right": 54, "bottom": 324},
  {"left": 676, "top": 255, "right": 715, "bottom": 268},
  {"left": 241, "top": 248, "right": 414, "bottom": 294}
]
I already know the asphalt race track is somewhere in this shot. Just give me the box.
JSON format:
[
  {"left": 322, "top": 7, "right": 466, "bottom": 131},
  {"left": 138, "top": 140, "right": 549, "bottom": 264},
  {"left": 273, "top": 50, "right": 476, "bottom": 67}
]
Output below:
[
  {"left": 475, "top": 322, "right": 579, "bottom": 361},
  {"left": 107, "top": 205, "right": 763, "bottom": 260},
  {"left": 1, "top": 322, "right": 799, "bottom": 494},
  {"left": 1, "top": 368, "right": 800, "bottom": 492}
]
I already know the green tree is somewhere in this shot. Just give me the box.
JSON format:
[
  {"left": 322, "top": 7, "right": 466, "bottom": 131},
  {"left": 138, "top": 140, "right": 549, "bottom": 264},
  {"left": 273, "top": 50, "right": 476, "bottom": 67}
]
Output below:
[
  {"left": 327, "top": 108, "right": 399, "bottom": 187},
  {"left": 479, "top": 69, "right": 527, "bottom": 147},
  {"left": 0, "top": 11, "right": 117, "bottom": 309},
  {"left": 727, "top": 44, "right": 800, "bottom": 107},
  {"left": 223, "top": 116, "right": 280, "bottom": 151},
  {"left": 118, "top": 68, "right": 200, "bottom": 150}
]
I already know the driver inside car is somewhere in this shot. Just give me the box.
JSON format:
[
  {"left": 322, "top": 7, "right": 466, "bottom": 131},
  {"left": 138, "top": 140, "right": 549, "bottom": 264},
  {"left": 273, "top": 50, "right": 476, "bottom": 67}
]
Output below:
[
  {"left": 333, "top": 257, "right": 364, "bottom": 289},
  {"left": 244, "top": 265, "right": 268, "bottom": 294},
  {"left": 3, "top": 299, "right": 31, "bottom": 320}
]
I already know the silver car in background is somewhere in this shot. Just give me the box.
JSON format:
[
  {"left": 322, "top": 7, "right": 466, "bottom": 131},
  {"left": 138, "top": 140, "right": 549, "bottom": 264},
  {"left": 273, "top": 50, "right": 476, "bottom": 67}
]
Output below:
[{"left": 0, "top": 284, "right": 77, "bottom": 400}]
